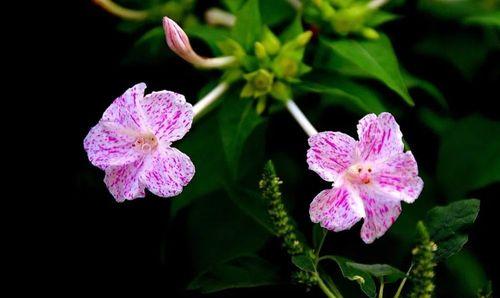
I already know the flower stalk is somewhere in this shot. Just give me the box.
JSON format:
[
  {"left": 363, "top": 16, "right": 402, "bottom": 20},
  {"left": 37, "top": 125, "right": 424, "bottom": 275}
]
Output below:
[
  {"left": 285, "top": 100, "right": 318, "bottom": 137},
  {"left": 205, "top": 8, "right": 236, "bottom": 27},
  {"left": 193, "top": 82, "right": 230, "bottom": 119},
  {"left": 92, "top": 0, "right": 149, "bottom": 21}
]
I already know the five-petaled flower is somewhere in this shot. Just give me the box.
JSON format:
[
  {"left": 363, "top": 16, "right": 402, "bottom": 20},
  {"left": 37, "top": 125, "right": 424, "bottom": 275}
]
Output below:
[
  {"left": 84, "top": 83, "right": 195, "bottom": 202},
  {"left": 307, "top": 113, "right": 423, "bottom": 243}
]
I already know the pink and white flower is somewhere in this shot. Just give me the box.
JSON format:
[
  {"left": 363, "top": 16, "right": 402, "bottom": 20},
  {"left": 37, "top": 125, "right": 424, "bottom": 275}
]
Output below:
[
  {"left": 84, "top": 83, "right": 195, "bottom": 202},
  {"left": 307, "top": 113, "right": 423, "bottom": 243}
]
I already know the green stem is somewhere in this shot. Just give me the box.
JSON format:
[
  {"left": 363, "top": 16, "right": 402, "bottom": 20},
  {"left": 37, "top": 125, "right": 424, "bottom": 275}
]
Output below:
[
  {"left": 378, "top": 277, "right": 385, "bottom": 298},
  {"left": 394, "top": 264, "right": 412, "bottom": 298},
  {"left": 315, "top": 228, "right": 328, "bottom": 263},
  {"left": 316, "top": 273, "right": 337, "bottom": 298}
]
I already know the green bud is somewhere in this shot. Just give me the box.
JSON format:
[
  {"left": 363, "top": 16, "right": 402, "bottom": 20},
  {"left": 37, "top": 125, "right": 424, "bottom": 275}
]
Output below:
[
  {"left": 295, "top": 31, "right": 313, "bottom": 47},
  {"left": 242, "top": 69, "right": 274, "bottom": 98},
  {"left": 256, "top": 96, "right": 267, "bottom": 114},
  {"left": 217, "top": 39, "right": 246, "bottom": 59},
  {"left": 261, "top": 27, "right": 281, "bottom": 56},
  {"left": 361, "top": 27, "right": 379, "bottom": 40},
  {"left": 254, "top": 42, "right": 268, "bottom": 61},
  {"left": 331, "top": 5, "right": 369, "bottom": 35},
  {"left": 271, "top": 81, "right": 292, "bottom": 102}
]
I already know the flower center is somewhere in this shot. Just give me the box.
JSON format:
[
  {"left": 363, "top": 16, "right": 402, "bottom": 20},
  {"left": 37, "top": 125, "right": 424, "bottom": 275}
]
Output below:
[
  {"left": 346, "top": 163, "right": 373, "bottom": 185},
  {"left": 132, "top": 133, "right": 158, "bottom": 153}
]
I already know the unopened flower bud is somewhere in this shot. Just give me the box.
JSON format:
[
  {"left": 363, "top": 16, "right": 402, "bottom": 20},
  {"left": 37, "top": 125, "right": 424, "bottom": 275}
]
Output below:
[
  {"left": 163, "top": 17, "right": 236, "bottom": 68},
  {"left": 261, "top": 27, "right": 281, "bottom": 56}
]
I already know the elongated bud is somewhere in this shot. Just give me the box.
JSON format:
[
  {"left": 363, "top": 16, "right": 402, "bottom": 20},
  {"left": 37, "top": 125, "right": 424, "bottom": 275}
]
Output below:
[
  {"left": 205, "top": 8, "right": 236, "bottom": 27},
  {"left": 163, "top": 17, "right": 236, "bottom": 68}
]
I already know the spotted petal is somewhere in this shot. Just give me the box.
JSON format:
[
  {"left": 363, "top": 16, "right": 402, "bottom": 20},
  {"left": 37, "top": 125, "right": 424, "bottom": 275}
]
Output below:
[
  {"left": 141, "top": 91, "right": 193, "bottom": 144},
  {"left": 360, "top": 189, "right": 402, "bottom": 244},
  {"left": 104, "top": 158, "right": 146, "bottom": 202},
  {"left": 310, "top": 186, "right": 365, "bottom": 232},
  {"left": 140, "top": 147, "right": 195, "bottom": 198},
  {"left": 101, "top": 83, "right": 147, "bottom": 131},
  {"left": 307, "top": 132, "right": 357, "bottom": 182},
  {"left": 374, "top": 151, "right": 423, "bottom": 203},
  {"left": 84, "top": 123, "right": 143, "bottom": 170},
  {"left": 357, "top": 113, "right": 404, "bottom": 162}
]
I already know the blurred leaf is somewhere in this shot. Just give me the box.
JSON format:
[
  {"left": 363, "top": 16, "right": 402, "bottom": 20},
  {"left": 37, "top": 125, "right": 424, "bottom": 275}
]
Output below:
[
  {"left": 280, "top": 15, "right": 304, "bottom": 42},
  {"left": 446, "top": 250, "right": 488, "bottom": 297},
  {"left": 437, "top": 115, "right": 500, "bottom": 200},
  {"left": 222, "top": 0, "right": 245, "bottom": 13},
  {"left": 403, "top": 71, "right": 448, "bottom": 109},
  {"left": 186, "top": 25, "right": 231, "bottom": 54},
  {"left": 218, "top": 97, "right": 264, "bottom": 178},
  {"left": 346, "top": 263, "right": 406, "bottom": 283},
  {"left": 188, "top": 255, "right": 281, "bottom": 293},
  {"left": 232, "top": 0, "right": 262, "bottom": 51},
  {"left": 322, "top": 35, "right": 414, "bottom": 105},
  {"left": 321, "top": 256, "right": 377, "bottom": 297},
  {"left": 418, "top": 108, "right": 454, "bottom": 135},
  {"left": 418, "top": 0, "right": 498, "bottom": 20},
  {"left": 292, "top": 254, "right": 316, "bottom": 273},
  {"left": 187, "top": 193, "right": 270, "bottom": 272},
  {"left": 172, "top": 114, "right": 228, "bottom": 216},
  {"left": 425, "top": 199, "right": 480, "bottom": 260},
  {"left": 312, "top": 224, "right": 326, "bottom": 248},
  {"left": 123, "top": 27, "right": 169, "bottom": 64},
  {"left": 366, "top": 11, "right": 401, "bottom": 27},
  {"left": 225, "top": 186, "right": 275, "bottom": 234},
  {"left": 260, "top": 0, "right": 295, "bottom": 26},
  {"left": 464, "top": 10, "right": 500, "bottom": 27},
  {"left": 299, "top": 74, "right": 386, "bottom": 114}
]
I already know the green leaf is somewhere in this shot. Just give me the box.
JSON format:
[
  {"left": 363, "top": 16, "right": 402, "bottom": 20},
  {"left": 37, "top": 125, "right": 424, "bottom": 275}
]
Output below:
[
  {"left": 446, "top": 250, "right": 488, "bottom": 297},
  {"left": 218, "top": 96, "right": 265, "bottom": 178},
  {"left": 321, "top": 256, "right": 377, "bottom": 297},
  {"left": 187, "top": 193, "right": 270, "bottom": 272},
  {"left": 299, "top": 74, "right": 386, "bottom": 114},
  {"left": 123, "top": 27, "right": 169, "bottom": 65},
  {"left": 186, "top": 25, "right": 231, "bottom": 54},
  {"left": 425, "top": 199, "right": 480, "bottom": 259},
  {"left": 223, "top": 0, "right": 245, "bottom": 13},
  {"left": 345, "top": 263, "right": 406, "bottom": 283},
  {"left": 259, "top": 0, "right": 295, "bottom": 26},
  {"left": 312, "top": 224, "right": 326, "bottom": 249},
  {"left": 292, "top": 254, "right": 316, "bottom": 273},
  {"left": 464, "top": 11, "right": 500, "bottom": 27},
  {"left": 280, "top": 15, "right": 304, "bottom": 43},
  {"left": 232, "top": 0, "right": 262, "bottom": 51},
  {"left": 322, "top": 35, "right": 414, "bottom": 105},
  {"left": 366, "top": 11, "right": 401, "bottom": 27},
  {"left": 437, "top": 115, "right": 500, "bottom": 200},
  {"left": 403, "top": 71, "right": 448, "bottom": 109},
  {"left": 225, "top": 186, "right": 276, "bottom": 234},
  {"left": 188, "top": 255, "right": 281, "bottom": 293}
]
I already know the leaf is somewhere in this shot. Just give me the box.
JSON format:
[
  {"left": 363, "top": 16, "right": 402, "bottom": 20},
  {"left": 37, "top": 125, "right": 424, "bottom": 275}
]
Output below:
[
  {"left": 186, "top": 193, "right": 270, "bottom": 272},
  {"left": 188, "top": 255, "right": 281, "bottom": 293},
  {"left": 223, "top": 0, "right": 245, "bottom": 13},
  {"left": 218, "top": 96, "right": 265, "bottom": 178},
  {"left": 231, "top": 0, "right": 262, "bottom": 51},
  {"left": 259, "top": 0, "right": 295, "bottom": 26},
  {"left": 312, "top": 224, "right": 326, "bottom": 249},
  {"left": 225, "top": 186, "right": 276, "bottom": 234},
  {"left": 292, "top": 254, "right": 316, "bottom": 273},
  {"left": 299, "top": 74, "right": 386, "bottom": 114},
  {"left": 366, "top": 11, "right": 401, "bottom": 27},
  {"left": 345, "top": 263, "right": 406, "bottom": 283},
  {"left": 280, "top": 15, "right": 304, "bottom": 43},
  {"left": 186, "top": 25, "right": 231, "bottom": 54},
  {"left": 437, "top": 115, "right": 500, "bottom": 200},
  {"left": 464, "top": 11, "right": 500, "bottom": 27},
  {"left": 321, "top": 256, "right": 377, "bottom": 297},
  {"left": 425, "top": 199, "right": 480, "bottom": 259},
  {"left": 322, "top": 35, "right": 414, "bottom": 105},
  {"left": 123, "top": 27, "right": 169, "bottom": 65},
  {"left": 403, "top": 71, "right": 448, "bottom": 109},
  {"left": 171, "top": 113, "right": 228, "bottom": 216},
  {"left": 446, "top": 251, "right": 488, "bottom": 297}
]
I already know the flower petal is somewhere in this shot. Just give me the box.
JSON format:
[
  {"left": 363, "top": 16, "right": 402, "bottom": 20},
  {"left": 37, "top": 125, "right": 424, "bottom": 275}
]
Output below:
[
  {"left": 84, "top": 123, "right": 143, "bottom": 170},
  {"left": 101, "top": 83, "right": 147, "bottom": 131},
  {"left": 374, "top": 151, "right": 424, "bottom": 203},
  {"left": 307, "top": 132, "right": 357, "bottom": 182},
  {"left": 356, "top": 112, "right": 404, "bottom": 161},
  {"left": 310, "top": 186, "right": 364, "bottom": 232},
  {"left": 141, "top": 91, "right": 193, "bottom": 143},
  {"left": 104, "top": 158, "right": 146, "bottom": 202},
  {"left": 140, "top": 147, "right": 195, "bottom": 198},
  {"left": 360, "top": 189, "right": 401, "bottom": 244}
]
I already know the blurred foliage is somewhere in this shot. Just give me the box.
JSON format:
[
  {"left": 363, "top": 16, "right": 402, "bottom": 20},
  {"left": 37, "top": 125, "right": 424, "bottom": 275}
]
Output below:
[{"left": 90, "top": 0, "right": 500, "bottom": 296}]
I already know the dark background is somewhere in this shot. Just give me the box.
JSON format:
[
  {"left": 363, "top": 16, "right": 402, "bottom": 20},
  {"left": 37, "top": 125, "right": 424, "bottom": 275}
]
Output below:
[{"left": 55, "top": 0, "right": 499, "bottom": 296}]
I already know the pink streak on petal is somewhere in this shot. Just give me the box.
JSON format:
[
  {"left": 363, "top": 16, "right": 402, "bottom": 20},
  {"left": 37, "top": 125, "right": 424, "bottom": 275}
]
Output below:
[
  {"left": 374, "top": 151, "right": 423, "bottom": 203},
  {"left": 104, "top": 158, "right": 147, "bottom": 202},
  {"left": 84, "top": 123, "right": 143, "bottom": 170},
  {"left": 307, "top": 131, "right": 357, "bottom": 182},
  {"left": 310, "top": 187, "right": 363, "bottom": 232},
  {"left": 356, "top": 112, "right": 404, "bottom": 161},
  {"left": 140, "top": 147, "right": 195, "bottom": 198},
  {"left": 359, "top": 189, "right": 402, "bottom": 244},
  {"left": 101, "top": 83, "right": 147, "bottom": 131},
  {"left": 141, "top": 90, "right": 193, "bottom": 144}
]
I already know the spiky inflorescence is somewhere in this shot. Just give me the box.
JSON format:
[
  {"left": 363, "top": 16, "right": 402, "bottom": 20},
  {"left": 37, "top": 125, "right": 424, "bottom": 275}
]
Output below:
[
  {"left": 259, "top": 160, "right": 316, "bottom": 286},
  {"left": 408, "top": 221, "right": 437, "bottom": 298}
]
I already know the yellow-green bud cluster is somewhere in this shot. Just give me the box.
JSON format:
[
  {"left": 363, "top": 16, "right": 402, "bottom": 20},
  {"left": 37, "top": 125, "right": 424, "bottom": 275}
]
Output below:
[
  {"left": 217, "top": 27, "right": 312, "bottom": 113},
  {"left": 304, "top": 0, "right": 380, "bottom": 39},
  {"left": 408, "top": 221, "right": 437, "bottom": 298}
]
